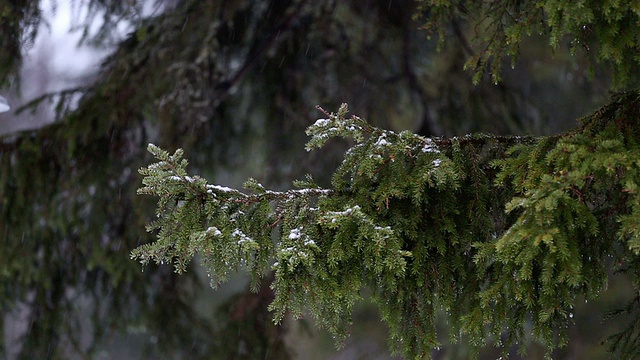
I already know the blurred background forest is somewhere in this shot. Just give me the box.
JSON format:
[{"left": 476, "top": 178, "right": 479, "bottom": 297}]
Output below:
[{"left": 0, "top": 0, "right": 630, "bottom": 359}]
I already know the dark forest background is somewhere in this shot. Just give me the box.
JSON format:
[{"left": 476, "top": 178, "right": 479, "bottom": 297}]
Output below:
[{"left": 0, "top": 0, "right": 627, "bottom": 358}]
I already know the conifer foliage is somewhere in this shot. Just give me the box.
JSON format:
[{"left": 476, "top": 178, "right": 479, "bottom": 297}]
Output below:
[
  {"left": 134, "top": 92, "right": 640, "bottom": 358},
  {"left": 417, "top": 0, "right": 640, "bottom": 87}
]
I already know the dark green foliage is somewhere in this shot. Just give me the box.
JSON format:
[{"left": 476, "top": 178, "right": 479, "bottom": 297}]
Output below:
[
  {"left": 4, "top": 0, "right": 468, "bottom": 357},
  {"left": 0, "top": 0, "right": 40, "bottom": 88},
  {"left": 2, "top": 0, "right": 638, "bottom": 358},
  {"left": 483, "top": 92, "right": 640, "bottom": 353},
  {"left": 135, "top": 94, "right": 640, "bottom": 358},
  {"left": 604, "top": 290, "right": 640, "bottom": 357},
  {"left": 0, "top": 97, "right": 220, "bottom": 358},
  {"left": 416, "top": 0, "right": 640, "bottom": 87}
]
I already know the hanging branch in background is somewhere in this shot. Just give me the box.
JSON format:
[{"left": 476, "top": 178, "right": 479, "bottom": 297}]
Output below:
[{"left": 415, "top": 0, "right": 640, "bottom": 87}]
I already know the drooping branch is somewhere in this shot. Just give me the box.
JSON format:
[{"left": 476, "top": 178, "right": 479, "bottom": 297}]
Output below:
[{"left": 134, "top": 92, "right": 640, "bottom": 358}]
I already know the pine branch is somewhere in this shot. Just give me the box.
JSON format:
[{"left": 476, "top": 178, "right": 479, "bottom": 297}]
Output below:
[{"left": 134, "top": 93, "right": 640, "bottom": 359}]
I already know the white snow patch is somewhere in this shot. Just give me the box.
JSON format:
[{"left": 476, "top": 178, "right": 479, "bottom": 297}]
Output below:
[
  {"left": 288, "top": 228, "right": 302, "bottom": 240},
  {"left": 421, "top": 139, "right": 440, "bottom": 153},
  {"left": 147, "top": 161, "right": 166, "bottom": 170},
  {"left": 206, "top": 227, "right": 222, "bottom": 236},
  {"left": 331, "top": 205, "right": 360, "bottom": 216},
  {"left": 313, "top": 118, "right": 332, "bottom": 127},
  {"left": 374, "top": 133, "right": 389, "bottom": 147},
  {"left": 206, "top": 184, "right": 235, "bottom": 193},
  {"left": 232, "top": 229, "right": 254, "bottom": 245}
]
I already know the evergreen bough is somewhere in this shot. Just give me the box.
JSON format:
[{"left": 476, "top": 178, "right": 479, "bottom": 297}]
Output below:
[
  {"left": 133, "top": 93, "right": 640, "bottom": 358},
  {"left": 416, "top": 0, "right": 640, "bottom": 87}
]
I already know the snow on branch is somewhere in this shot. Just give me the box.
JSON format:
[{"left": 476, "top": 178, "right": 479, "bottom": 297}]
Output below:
[{"left": 133, "top": 94, "right": 640, "bottom": 359}]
